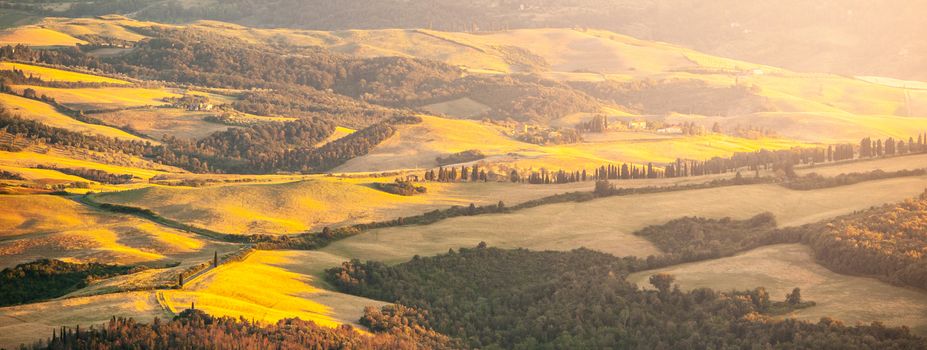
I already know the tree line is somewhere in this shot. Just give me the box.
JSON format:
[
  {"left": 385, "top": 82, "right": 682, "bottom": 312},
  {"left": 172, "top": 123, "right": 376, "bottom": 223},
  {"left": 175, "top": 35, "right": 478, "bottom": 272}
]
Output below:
[
  {"left": 448, "top": 133, "right": 927, "bottom": 186},
  {"left": 35, "top": 165, "right": 134, "bottom": 185},
  {"left": 27, "top": 308, "right": 456, "bottom": 350}
]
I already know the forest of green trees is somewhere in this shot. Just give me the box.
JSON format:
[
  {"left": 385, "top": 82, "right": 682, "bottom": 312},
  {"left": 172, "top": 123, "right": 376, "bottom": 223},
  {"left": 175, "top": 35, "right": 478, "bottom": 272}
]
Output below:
[
  {"left": 326, "top": 245, "right": 924, "bottom": 349},
  {"left": 0, "top": 259, "right": 135, "bottom": 307}
]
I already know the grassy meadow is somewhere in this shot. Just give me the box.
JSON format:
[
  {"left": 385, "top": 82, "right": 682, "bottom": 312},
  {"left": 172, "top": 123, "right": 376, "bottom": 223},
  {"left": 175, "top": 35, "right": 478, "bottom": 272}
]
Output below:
[{"left": 627, "top": 244, "right": 927, "bottom": 334}]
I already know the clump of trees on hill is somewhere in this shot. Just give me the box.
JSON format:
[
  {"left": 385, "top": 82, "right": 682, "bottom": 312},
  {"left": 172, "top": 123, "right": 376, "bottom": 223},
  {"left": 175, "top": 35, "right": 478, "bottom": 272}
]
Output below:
[
  {"left": 0, "top": 259, "right": 136, "bottom": 307},
  {"left": 373, "top": 179, "right": 427, "bottom": 196},
  {"left": 634, "top": 212, "right": 780, "bottom": 264},
  {"left": 327, "top": 245, "right": 923, "bottom": 349},
  {"left": 29, "top": 308, "right": 457, "bottom": 350},
  {"left": 803, "top": 191, "right": 927, "bottom": 290},
  {"left": 0, "top": 169, "right": 25, "bottom": 180},
  {"left": 435, "top": 149, "right": 485, "bottom": 166}
]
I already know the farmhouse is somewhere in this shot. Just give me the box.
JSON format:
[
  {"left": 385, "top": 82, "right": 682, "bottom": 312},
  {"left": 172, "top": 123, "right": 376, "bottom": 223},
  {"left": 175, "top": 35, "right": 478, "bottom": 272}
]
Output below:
[{"left": 656, "top": 126, "right": 683, "bottom": 134}]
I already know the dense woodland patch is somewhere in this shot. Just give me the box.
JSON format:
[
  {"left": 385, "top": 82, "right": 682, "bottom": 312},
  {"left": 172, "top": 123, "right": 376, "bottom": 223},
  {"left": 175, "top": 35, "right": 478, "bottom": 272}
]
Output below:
[
  {"left": 27, "top": 308, "right": 457, "bottom": 350},
  {"left": 327, "top": 245, "right": 924, "bottom": 349},
  {"left": 0, "top": 259, "right": 135, "bottom": 307}
]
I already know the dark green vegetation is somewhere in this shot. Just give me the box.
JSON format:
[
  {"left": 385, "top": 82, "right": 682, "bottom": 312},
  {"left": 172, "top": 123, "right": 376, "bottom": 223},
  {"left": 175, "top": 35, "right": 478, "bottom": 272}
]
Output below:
[
  {"left": 373, "top": 180, "right": 427, "bottom": 196},
  {"left": 0, "top": 259, "right": 135, "bottom": 307},
  {"left": 36, "top": 165, "right": 133, "bottom": 184},
  {"left": 634, "top": 212, "right": 781, "bottom": 264},
  {"left": 435, "top": 149, "right": 485, "bottom": 166},
  {"left": 784, "top": 169, "right": 927, "bottom": 190},
  {"left": 28, "top": 308, "right": 456, "bottom": 350},
  {"left": 0, "top": 169, "right": 24, "bottom": 180},
  {"left": 327, "top": 246, "right": 924, "bottom": 349}
]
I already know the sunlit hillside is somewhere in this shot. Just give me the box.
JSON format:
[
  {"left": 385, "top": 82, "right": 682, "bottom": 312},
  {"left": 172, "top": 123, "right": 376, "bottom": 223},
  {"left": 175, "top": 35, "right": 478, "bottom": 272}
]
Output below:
[
  {"left": 336, "top": 115, "right": 812, "bottom": 172},
  {"left": 0, "top": 93, "right": 148, "bottom": 142},
  {"left": 2, "top": 8, "right": 927, "bottom": 350},
  {"left": 0, "top": 195, "right": 232, "bottom": 269},
  {"left": 0, "top": 62, "right": 129, "bottom": 85}
]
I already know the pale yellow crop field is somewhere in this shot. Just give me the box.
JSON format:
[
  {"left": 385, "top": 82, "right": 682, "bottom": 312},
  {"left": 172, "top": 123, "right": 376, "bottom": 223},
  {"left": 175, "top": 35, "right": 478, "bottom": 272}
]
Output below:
[
  {"left": 0, "top": 62, "right": 130, "bottom": 85},
  {"left": 0, "top": 195, "right": 226, "bottom": 268},
  {"left": 9, "top": 85, "right": 180, "bottom": 111},
  {"left": 796, "top": 153, "right": 927, "bottom": 177},
  {"left": 0, "top": 27, "right": 86, "bottom": 46},
  {"left": 93, "top": 108, "right": 236, "bottom": 140},
  {"left": 627, "top": 244, "right": 927, "bottom": 335},
  {"left": 161, "top": 250, "right": 386, "bottom": 328},
  {"left": 315, "top": 126, "right": 356, "bottom": 147},
  {"left": 0, "top": 93, "right": 148, "bottom": 142},
  {"left": 0, "top": 292, "right": 166, "bottom": 350},
  {"left": 422, "top": 97, "right": 492, "bottom": 118},
  {"left": 321, "top": 175, "right": 927, "bottom": 264},
  {"left": 335, "top": 115, "right": 813, "bottom": 173},
  {"left": 91, "top": 175, "right": 599, "bottom": 235}
]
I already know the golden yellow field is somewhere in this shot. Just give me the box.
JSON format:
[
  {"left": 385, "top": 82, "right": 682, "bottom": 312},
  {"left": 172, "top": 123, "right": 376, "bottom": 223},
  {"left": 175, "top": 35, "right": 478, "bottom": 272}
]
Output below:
[
  {"left": 627, "top": 244, "right": 927, "bottom": 334},
  {"left": 0, "top": 93, "right": 148, "bottom": 142},
  {"left": 161, "top": 250, "right": 386, "bottom": 328},
  {"left": 9, "top": 85, "right": 180, "bottom": 111},
  {"left": 91, "top": 175, "right": 595, "bottom": 235},
  {"left": 0, "top": 195, "right": 232, "bottom": 268},
  {"left": 0, "top": 27, "right": 86, "bottom": 46},
  {"left": 0, "top": 62, "right": 130, "bottom": 85}
]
